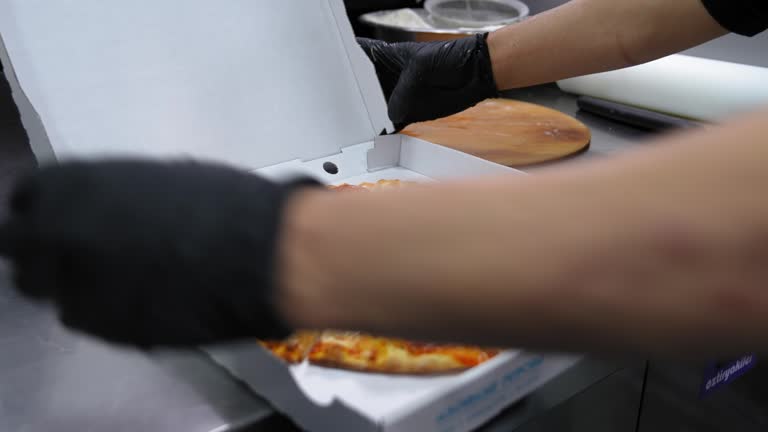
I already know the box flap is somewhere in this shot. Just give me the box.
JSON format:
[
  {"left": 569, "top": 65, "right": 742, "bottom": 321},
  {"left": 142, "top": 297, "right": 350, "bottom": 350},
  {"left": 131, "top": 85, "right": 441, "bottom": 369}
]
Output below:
[
  {"left": 0, "top": 0, "right": 391, "bottom": 168},
  {"left": 206, "top": 343, "right": 580, "bottom": 432}
]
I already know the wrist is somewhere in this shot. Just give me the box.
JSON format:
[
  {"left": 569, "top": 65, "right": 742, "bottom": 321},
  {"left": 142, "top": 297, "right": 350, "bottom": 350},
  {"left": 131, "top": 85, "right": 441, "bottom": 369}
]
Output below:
[
  {"left": 273, "top": 189, "right": 341, "bottom": 330},
  {"left": 485, "top": 31, "right": 504, "bottom": 91}
]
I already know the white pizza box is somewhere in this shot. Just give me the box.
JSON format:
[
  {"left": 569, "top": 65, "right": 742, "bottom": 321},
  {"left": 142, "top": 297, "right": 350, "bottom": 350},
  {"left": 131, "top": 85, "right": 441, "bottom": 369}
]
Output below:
[
  {"left": 208, "top": 342, "right": 578, "bottom": 432},
  {"left": 0, "top": 1, "right": 579, "bottom": 431}
]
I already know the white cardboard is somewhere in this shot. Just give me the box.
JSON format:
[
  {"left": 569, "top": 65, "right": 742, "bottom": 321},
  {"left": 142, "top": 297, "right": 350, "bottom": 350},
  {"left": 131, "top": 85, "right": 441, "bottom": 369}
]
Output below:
[
  {"left": 208, "top": 341, "right": 578, "bottom": 432},
  {"left": 0, "top": 1, "right": 577, "bottom": 431},
  {"left": 255, "top": 134, "right": 518, "bottom": 185},
  {"left": 0, "top": 0, "right": 391, "bottom": 167}
]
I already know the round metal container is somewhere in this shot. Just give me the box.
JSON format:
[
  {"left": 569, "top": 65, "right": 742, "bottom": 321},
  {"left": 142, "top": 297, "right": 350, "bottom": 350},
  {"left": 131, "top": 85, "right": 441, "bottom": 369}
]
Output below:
[
  {"left": 358, "top": 8, "right": 504, "bottom": 42},
  {"left": 424, "top": 0, "right": 529, "bottom": 28}
]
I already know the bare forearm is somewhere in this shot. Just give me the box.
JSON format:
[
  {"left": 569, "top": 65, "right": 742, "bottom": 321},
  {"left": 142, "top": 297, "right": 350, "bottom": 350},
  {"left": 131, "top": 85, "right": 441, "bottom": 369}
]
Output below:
[
  {"left": 277, "top": 108, "right": 768, "bottom": 357},
  {"left": 488, "top": 0, "right": 727, "bottom": 90}
]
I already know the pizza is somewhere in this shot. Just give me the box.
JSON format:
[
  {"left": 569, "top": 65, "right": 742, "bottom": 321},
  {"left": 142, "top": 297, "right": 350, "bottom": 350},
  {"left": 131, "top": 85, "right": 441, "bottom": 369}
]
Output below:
[
  {"left": 261, "top": 330, "right": 499, "bottom": 375},
  {"left": 258, "top": 330, "right": 321, "bottom": 364},
  {"left": 308, "top": 331, "right": 499, "bottom": 374},
  {"left": 329, "top": 179, "right": 408, "bottom": 192},
  {"left": 258, "top": 179, "right": 499, "bottom": 375}
]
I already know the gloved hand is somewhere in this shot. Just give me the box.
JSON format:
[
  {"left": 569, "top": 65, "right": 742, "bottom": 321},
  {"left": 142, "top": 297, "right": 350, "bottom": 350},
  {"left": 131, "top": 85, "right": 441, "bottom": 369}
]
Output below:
[
  {"left": 358, "top": 34, "right": 499, "bottom": 129},
  {"left": 0, "top": 159, "right": 320, "bottom": 348}
]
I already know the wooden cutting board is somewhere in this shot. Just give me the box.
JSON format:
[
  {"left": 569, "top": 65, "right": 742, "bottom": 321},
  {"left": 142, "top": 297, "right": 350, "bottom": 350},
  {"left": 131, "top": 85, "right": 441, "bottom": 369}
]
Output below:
[{"left": 401, "top": 99, "right": 591, "bottom": 167}]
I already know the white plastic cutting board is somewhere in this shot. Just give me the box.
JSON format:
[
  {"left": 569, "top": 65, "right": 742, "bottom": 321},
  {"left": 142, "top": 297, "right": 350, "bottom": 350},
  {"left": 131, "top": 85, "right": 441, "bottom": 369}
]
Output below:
[
  {"left": 557, "top": 54, "right": 768, "bottom": 121},
  {"left": 0, "top": 0, "right": 391, "bottom": 168}
]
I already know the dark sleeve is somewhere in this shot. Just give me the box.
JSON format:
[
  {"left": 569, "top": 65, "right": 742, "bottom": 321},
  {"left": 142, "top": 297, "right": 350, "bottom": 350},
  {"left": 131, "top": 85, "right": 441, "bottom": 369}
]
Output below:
[{"left": 700, "top": 0, "right": 768, "bottom": 36}]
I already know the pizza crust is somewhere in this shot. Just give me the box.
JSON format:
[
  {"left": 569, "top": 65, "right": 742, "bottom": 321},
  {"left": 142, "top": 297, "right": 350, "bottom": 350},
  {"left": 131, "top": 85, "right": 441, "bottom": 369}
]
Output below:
[
  {"left": 262, "top": 331, "right": 499, "bottom": 375},
  {"left": 259, "top": 330, "right": 321, "bottom": 364},
  {"left": 329, "top": 179, "right": 407, "bottom": 192}
]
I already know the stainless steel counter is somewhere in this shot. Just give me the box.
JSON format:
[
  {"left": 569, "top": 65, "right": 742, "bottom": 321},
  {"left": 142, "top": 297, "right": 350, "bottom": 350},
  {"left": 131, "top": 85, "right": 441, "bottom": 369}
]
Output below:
[
  {"left": 0, "top": 274, "right": 273, "bottom": 432},
  {"left": 0, "top": 71, "right": 272, "bottom": 432}
]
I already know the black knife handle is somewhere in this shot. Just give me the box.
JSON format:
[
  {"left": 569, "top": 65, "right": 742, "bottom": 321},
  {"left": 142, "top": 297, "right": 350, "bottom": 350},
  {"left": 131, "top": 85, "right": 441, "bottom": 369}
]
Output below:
[{"left": 577, "top": 96, "right": 702, "bottom": 131}]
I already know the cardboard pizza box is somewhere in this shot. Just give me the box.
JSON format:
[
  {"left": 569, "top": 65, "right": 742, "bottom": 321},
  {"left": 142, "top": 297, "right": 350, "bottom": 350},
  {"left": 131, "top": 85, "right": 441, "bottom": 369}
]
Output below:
[{"left": 0, "top": 1, "right": 580, "bottom": 431}]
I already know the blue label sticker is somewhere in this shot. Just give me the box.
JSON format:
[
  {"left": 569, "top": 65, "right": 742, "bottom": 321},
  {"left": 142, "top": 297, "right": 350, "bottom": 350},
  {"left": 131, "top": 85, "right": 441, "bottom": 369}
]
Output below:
[{"left": 700, "top": 354, "right": 756, "bottom": 397}]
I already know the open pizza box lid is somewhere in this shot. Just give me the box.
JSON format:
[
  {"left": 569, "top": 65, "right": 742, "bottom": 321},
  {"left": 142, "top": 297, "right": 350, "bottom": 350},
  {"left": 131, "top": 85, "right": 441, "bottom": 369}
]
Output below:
[
  {"left": 0, "top": 1, "right": 579, "bottom": 430},
  {"left": 0, "top": 0, "right": 394, "bottom": 173}
]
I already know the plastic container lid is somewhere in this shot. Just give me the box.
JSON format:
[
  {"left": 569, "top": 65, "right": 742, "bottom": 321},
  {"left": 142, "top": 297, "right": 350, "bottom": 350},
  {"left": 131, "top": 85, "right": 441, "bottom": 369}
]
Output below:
[{"left": 424, "top": 0, "right": 529, "bottom": 28}]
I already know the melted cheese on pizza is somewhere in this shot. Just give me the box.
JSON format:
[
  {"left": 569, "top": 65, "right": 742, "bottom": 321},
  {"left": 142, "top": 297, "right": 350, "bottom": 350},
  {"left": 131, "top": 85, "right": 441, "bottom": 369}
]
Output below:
[{"left": 307, "top": 331, "right": 498, "bottom": 374}]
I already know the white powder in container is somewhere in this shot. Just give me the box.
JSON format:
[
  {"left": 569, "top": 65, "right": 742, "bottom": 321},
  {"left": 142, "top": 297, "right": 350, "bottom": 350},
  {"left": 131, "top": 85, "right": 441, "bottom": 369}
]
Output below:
[{"left": 365, "top": 8, "right": 432, "bottom": 29}]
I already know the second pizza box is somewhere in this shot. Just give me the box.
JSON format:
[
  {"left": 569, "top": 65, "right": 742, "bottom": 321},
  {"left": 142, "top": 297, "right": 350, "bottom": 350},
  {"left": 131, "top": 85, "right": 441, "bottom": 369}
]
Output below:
[{"left": 0, "top": 1, "right": 580, "bottom": 431}]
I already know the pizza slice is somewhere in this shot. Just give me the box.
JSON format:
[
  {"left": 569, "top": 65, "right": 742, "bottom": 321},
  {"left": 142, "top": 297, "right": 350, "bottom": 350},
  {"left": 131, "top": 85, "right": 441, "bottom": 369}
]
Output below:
[
  {"left": 259, "top": 330, "right": 321, "bottom": 364},
  {"left": 329, "top": 179, "right": 408, "bottom": 192},
  {"left": 261, "top": 331, "right": 498, "bottom": 374},
  {"left": 307, "top": 331, "right": 499, "bottom": 375}
]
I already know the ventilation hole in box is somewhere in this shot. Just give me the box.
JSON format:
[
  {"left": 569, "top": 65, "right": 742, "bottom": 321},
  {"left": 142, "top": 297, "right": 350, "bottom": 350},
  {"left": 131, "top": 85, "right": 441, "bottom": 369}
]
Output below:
[{"left": 323, "top": 162, "right": 339, "bottom": 175}]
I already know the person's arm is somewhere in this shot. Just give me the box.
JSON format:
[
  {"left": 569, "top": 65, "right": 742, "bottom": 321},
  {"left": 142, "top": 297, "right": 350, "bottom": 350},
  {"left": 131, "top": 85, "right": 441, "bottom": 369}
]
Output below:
[
  {"left": 278, "top": 107, "right": 768, "bottom": 357},
  {"left": 358, "top": 0, "right": 729, "bottom": 127},
  {"left": 488, "top": 0, "right": 728, "bottom": 90},
  {"left": 5, "top": 111, "right": 767, "bottom": 357}
]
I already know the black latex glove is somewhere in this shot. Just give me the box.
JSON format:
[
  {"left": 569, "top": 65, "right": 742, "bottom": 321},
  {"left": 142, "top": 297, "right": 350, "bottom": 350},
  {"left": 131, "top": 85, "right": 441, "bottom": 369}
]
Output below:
[
  {"left": 0, "top": 159, "right": 320, "bottom": 348},
  {"left": 358, "top": 33, "right": 499, "bottom": 129}
]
